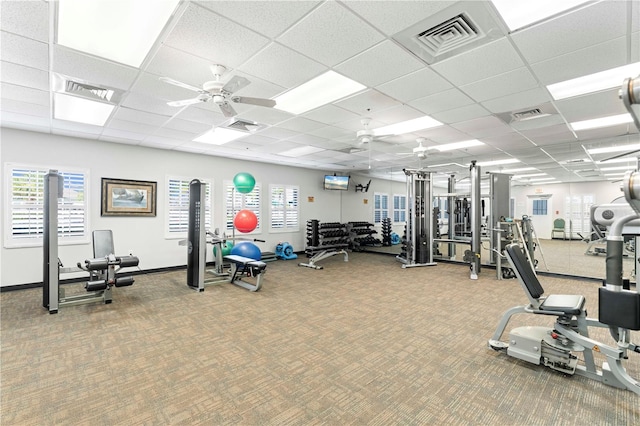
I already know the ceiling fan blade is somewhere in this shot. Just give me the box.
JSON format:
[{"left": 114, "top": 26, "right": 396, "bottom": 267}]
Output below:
[
  {"left": 159, "top": 77, "right": 203, "bottom": 93},
  {"left": 167, "top": 97, "right": 206, "bottom": 107},
  {"left": 221, "top": 75, "right": 250, "bottom": 94},
  {"left": 218, "top": 101, "right": 237, "bottom": 118},
  {"left": 231, "top": 96, "right": 276, "bottom": 108}
]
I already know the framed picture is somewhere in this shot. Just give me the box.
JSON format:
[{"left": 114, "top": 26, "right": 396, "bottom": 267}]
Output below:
[{"left": 101, "top": 178, "right": 157, "bottom": 217}]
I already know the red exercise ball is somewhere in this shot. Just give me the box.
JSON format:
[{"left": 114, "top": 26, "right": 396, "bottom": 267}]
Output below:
[{"left": 234, "top": 209, "right": 258, "bottom": 233}]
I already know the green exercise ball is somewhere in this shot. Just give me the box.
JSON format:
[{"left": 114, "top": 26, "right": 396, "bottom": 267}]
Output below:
[
  {"left": 213, "top": 241, "right": 233, "bottom": 257},
  {"left": 233, "top": 172, "right": 256, "bottom": 194}
]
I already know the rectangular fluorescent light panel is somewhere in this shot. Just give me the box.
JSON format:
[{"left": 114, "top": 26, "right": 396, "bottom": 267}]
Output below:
[
  {"left": 431, "top": 140, "right": 484, "bottom": 152},
  {"left": 498, "top": 167, "right": 537, "bottom": 173},
  {"left": 279, "top": 146, "right": 325, "bottom": 157},
  {"left": 476, "top": 158, "right": 520, "bottom": 167},
  {"left": 599, "top": 165, "right": 635, "bottom": 171},
  {"left": 528, "top": 177, "right": 557, "bottom": 182},
  {"left": 374, "top": 116, "right": 443, "bottom": 136},
  {"left": 513, "top": 173, "right": 547, "bottom": 179},
  {"left": 54, "top": 93, "right": 115, "bottom": 126},
  {"left": 491, "top": 0, "right": 590, "bottom": 31},
  {"left": 587, "top": 143, "right": 640, "bottom": 155},
  {"left": 57, "top": 0, "right": 179, "bottom": 67},
  {"left": 274, "top": 71, "right": 365, "bottom": 115},
  {"left": 596, "top": 157, "right": 638, "bottom": 164},
  {"left": 547, "top": 62, "right": 640, "bottom": 100},
  {"left": 193, "top": 127, "right": 246, "bottom": 145},
  {"left": 571, "top": 114, "right": 633, "bottom": 131}
]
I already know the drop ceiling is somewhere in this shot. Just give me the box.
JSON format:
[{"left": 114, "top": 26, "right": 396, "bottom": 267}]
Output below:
[{"left": 1, "top": 0, "right": 639, "bottom": 183}]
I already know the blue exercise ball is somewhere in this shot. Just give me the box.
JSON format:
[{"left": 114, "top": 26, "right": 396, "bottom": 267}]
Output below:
[{"left": 230, "top": 241, "right": 261, "bottom": 260}]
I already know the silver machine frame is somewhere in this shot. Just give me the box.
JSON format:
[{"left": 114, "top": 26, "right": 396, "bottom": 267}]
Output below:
[
  {"left": 43, "top": 170, "right": 138, "bottom": 314},
  {"left": 185, "top": 179, "right": 265, "bottom": 292},
  {"left": 488, "top": 75, "right": 640, "bottom": 395},
  {"left": 399, "top": 168, "right": 437, "bottom": 268}
]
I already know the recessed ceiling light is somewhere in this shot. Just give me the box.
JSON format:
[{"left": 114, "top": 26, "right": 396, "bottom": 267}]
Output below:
[
  {"left": 587, "top": 143, "right": 640, "bottom": 155},
  {"left": 193, "top": 127, "right": 247, "bottom": 145},
  {"left": 596, "top": 157, "right": 638, "bottom": 164},
  {"left": 570, "top": 113, "right": 633, "bottom": 131},
  {"left": 373, "top": 116, "right": 443, "bottom": 136},
  {"left": 475, "top": 158, "right": 520, "bottom": 167},
  {"left": 599, "top": 165, "right": 636, "bottom": 171},
  {"left": 491, "top": 0, "right": 590, "bottom": 31},
  {"left": 274, "top": 71, "right": 365, "bottom": 115},
  {"left": 513, "top": 173, "right": 547, "bottom": 179},
  {"left": 547, "top": 62, "right": 640, "bottom": 100},
  {"left": 54, "top": 93, "right": 115, "bottom": 126},
  {"left": 528, "top": 177, "right": 557, "bottom": 182},
  {"left": 497, "top": 167, "right": 537, "bottom": 173},
  {"left": 430, "top": 140, "right": 484, "bottom": 152},
  {"left": 57, "top": 0, "right": 180, "bottom": 67},
  {"left": 279, "top": 146, "right": 325, "bottom": 157}
]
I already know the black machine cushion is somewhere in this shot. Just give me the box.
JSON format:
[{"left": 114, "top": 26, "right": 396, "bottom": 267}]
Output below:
[
  {"left": 507, "top": 244, "right": 585, "bottom": 315},
  {"left": 599, "top": 287, "right": 640, "bottom": 330},
  {"left": 506, "top": 244, "right": 544, "bottom": 299}
]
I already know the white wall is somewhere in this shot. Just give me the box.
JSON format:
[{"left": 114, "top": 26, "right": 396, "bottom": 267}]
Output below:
[{"left": 0, "top": 128, "right": 387, "bottom": 287}]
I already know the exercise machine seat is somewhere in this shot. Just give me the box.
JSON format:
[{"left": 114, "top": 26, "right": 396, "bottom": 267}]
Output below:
[{"left": 506, "top": 244, "right": 585, "bottom": 316}]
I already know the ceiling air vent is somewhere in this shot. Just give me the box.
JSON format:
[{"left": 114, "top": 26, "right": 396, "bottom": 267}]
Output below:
[
  {"left": 416, "top": 14, "right": 480, "bottom": 57},
  {"left": 224, "top": 118, "right": 265, "bottom": 133},
  {"left": 52, "top": 73, "right": 122, "bottom": 104},
  {"left": 392, "top": 2, "right": 504, "bottom": 64},
  {"left": 512, "top": 108, "right": 546, "bottom": 122}
]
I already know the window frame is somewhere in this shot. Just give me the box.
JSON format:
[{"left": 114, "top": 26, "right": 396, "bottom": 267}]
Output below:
[
  {"left": 165, "top": 176, "right": 213, "bottom": 239},
  {"left": 4, "top": 163, "right": 90, "bottom": 248},
  {"left": 373, "top": 192, "right": 389, "bottom": 224},
  {"left": 269, "top": 184, "right": 300, "bottom": 233},
  {"left": 392, "top": 193, "right": 406, "bottom": 224},
  {"left": 224, "top": 180, "right": 262, "bottom": 234}
]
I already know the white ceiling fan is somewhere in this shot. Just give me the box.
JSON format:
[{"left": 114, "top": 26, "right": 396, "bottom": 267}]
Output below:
[
  {"left": 397, "top": 138, "right": 451, "bottom": 160},
  {"left": 160, "top": 64, "right": 276, "bottom": 118}
]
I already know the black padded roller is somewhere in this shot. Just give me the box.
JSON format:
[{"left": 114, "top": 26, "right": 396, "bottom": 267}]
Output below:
[
  {"left": 118, "top": 256, "right": 139, "bottom": 268},
  {"left": 85, "top": 258, "right": 108, "bottom": 270},
  {"left": 114, "top": 276, "right": 135, "bottom": 287},
  {"left": 85, "top": 280, "right": 107, "bottom": 291}
]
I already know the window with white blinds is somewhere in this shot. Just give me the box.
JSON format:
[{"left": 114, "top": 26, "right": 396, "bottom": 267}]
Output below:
[
  {"left": 224, "top": 181, "right": 261, "bottom": 232},
  {"left": 5, "top": 165, "right": 89, "bottom": 248},
  {"left": 166, "top": 177, "right": 212, "bottom": 237},
  {"left": 393, "top": 194, "right": 406, "bottom": 223},
  {"left": 270, "top": 184, "right": 299, "bottom": 231},
  {"left": 374, "top": 192, "right": 389, "bottom": 224}
]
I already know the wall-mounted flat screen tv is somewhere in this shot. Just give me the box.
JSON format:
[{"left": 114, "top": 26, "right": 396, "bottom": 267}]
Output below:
[{"left": 324, "top": 175, "right": 350, "bottom": 191}]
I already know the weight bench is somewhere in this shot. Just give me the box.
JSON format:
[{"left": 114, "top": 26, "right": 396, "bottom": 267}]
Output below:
[
  {"left": 298, "top": 244, "right": 348, "bottom": 270},
  {"left": 223, "top": 255, "right": 266, "bottom": 292}
]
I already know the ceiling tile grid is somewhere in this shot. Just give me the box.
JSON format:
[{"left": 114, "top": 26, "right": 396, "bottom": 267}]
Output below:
[{"left": 1, "top": 0, "right": 639, "bottom": 182}]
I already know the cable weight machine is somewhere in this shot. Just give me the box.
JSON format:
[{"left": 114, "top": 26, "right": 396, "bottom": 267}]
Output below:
[{"left": 398, "top": 168, "right": 436, "bottom": 268}]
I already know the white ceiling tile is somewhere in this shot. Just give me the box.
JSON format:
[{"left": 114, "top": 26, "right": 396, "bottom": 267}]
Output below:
[
  {"left": 240, "top": 106, "right": 292, "bottom": 126},
  {"left": 1, "top": 0, "right": 49, "bottom": 42},
  {"left": 431, "top": 104, "right": 491, "bottom": 124},
  {"left": 196, "top": 1, "right": 321, "bottom": 38},
  {"left": 481, "top": 132, "right": 536, "bottom": 149},
  {"left": 152, "top": 126, "right": 198, "bottom": 141},
  {"left": 257, "top": 126, "right": 300, "bottom": 140},
  {"left": 51, "top": 119, "right": 104, "bottom": 136},
  {"left": 409, "top": 89, "right": 475, "bottom": 115},
  {"left": 163, "top": 3, "right": 269, "bottom": 68},
  {"left": 307, "top": 125, "right": 353, "bottom": 140},
  {"left": 342, "top": 0, "right": 456, "bottom": 36},
  {"left": 431, "top": 38, "right": 524, "bottom": 86},
  {"left": 1, "top": 83, "right": 49, "bottom": 106},
  {"left": 240, "top": 42, "right": 326, "bottom": 88},
  {"left": 575, "top": 123, "right": 638, "bottom": 141},
  {"left": 333, "top": 89, "right": 401, "bottom": 116},
  {"left": 99, "top": 131, "right": 145, "bottom": 144},
  {"left": 416, "top": 126, "right": 471, "bottom": 144},
  {"left": 303, "top": 104, "right": 362, "bottom": 125},
  {"left": 277, "top": 117, "right": 325, "bottom": 133},
  {"left": 451, "top": 116, "right": 513, "bottom": 138},
  {"left": 368, "top": 105, "right": 425, "bottom": 125},
  {"left": 335, "top": 40, "right": 424, "bottom": 87},
  {"left": 52, "top": 46, "right": 139, "bottom": 91},
  {"left": 510, "top": 1, "right": 628, "bottom": 64},
  {"left": 554, "top": 88, "right": 627, "bottom": 122},
  {"left": 107, "top": 119, "right": 160, "bottom": 136},
  {"left": 112, "top": 107, "right": 171, "bottom": 127},
  {"left": 460, "top": 68, "right": 539, "bottom": 103},
  {"left": 286, "top": 133, "right": 331, "bottom": 146},
  {"left": 481, "top": 87, "right": 551, "bottom": 114},
  {"left": 121, "top": 91, "right": 178, "bottom": 117},
  {"left": 530, "top": 36, "right": 628, "bottom": 85},
  {"left": 162, "top": 118, "right": 216, "bottom": 136},
  {"left": 0, "top": 112, "right": 51, "bottom": 130},
  {"left": 140, "top": 135, "right": 185, "bottom": 149},
  {"left": 277, "top": 1, "right": 384, "bottom": 67},
  {"left": 376, "top": 68, "right": 452, "bottom": 102},
  {"left": 1, "top": 61, "right": 49, "bottom": 91},
  {"left": 1, "top": 98, "right": 49, "bottom": 117},
  {"left": 145, "top": 46, "right": 221, "bottom": 88},
  {"left": 1, "top": 32, "right": 48, "bottom": 71}
]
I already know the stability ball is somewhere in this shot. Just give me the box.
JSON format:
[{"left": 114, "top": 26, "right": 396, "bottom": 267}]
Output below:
[
  {"left": 231, "top": 241, "right": 261, "bottom": 260},
  {"left": 233, "top": 172, "right": 255, "bottom": 194},
  {"left": 213, "top": 241, "right": 233, "bottom": 257},
  {"left": 234, "top": 209, "right": 258, "bottom": 233}
]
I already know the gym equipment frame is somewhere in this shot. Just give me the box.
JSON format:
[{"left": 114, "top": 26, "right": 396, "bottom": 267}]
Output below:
[
  {"left": 43, "top": 170, "right": 138, "bottom": 314},
  {"left": 488, "top": 173, "right": 640, "bottom": 396},
  {"left": 185, "top": 179, "right": 266, "bottom": 292}
]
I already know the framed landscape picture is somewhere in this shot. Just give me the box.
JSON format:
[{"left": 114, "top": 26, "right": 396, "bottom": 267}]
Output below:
[{"left": 101, "top": 178, "right": 157, "bottom": 217}]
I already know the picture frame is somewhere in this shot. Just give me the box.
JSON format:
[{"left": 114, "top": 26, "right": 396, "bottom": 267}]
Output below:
[{"left": 101, "top": 178, "right": 157, "bottom": 217}]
